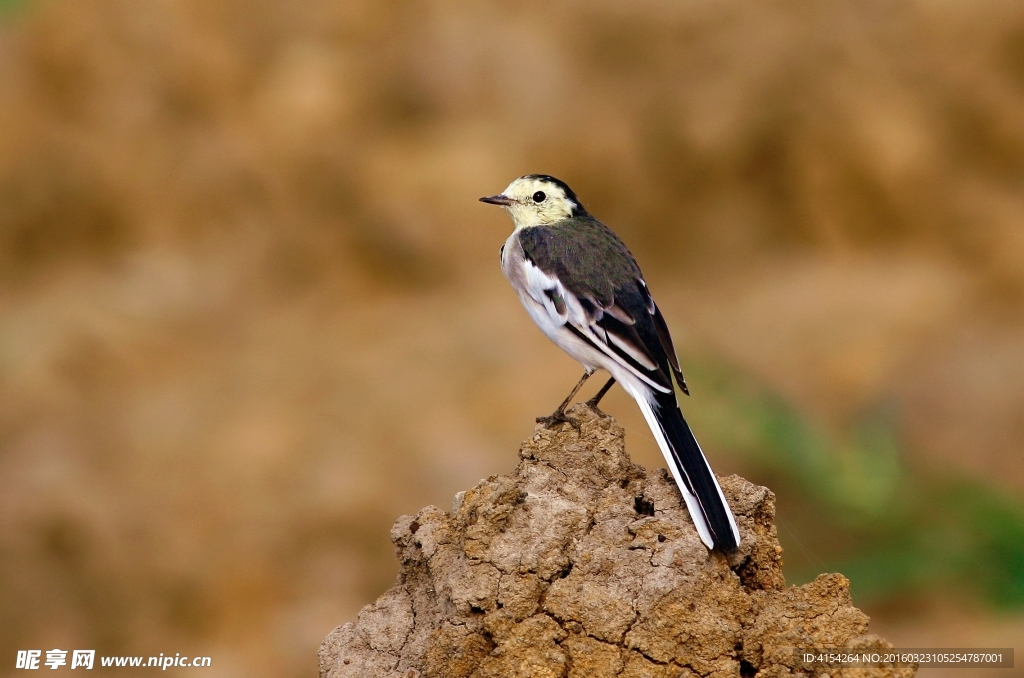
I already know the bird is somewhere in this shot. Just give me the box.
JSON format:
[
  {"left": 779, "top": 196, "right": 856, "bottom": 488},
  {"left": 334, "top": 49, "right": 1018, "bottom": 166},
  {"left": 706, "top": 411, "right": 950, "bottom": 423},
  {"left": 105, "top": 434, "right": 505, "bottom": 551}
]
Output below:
[{"left": 480, "top": 174, "right": 740, "bottom": 552}]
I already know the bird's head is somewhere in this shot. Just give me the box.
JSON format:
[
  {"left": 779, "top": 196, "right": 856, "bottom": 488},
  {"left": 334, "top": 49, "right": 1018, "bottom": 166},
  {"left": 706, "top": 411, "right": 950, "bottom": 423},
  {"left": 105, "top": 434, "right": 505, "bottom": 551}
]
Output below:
[{"left": 480, "top": 175, "right": 585, "bottom": 229}]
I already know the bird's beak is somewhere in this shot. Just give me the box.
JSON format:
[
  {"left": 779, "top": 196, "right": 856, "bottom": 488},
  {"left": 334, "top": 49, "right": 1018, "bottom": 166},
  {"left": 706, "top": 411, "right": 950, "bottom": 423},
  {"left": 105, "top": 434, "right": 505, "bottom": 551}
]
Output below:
[{"left": 479, "top": 194, "right": 514, "bottom": 206}]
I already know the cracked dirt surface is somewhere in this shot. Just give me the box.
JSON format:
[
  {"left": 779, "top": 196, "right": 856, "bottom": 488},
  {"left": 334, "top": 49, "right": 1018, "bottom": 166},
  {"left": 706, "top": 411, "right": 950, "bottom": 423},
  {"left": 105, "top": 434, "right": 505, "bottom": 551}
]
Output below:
[{"left": 319, "top": 406, "right": 914, "bottom": 678}]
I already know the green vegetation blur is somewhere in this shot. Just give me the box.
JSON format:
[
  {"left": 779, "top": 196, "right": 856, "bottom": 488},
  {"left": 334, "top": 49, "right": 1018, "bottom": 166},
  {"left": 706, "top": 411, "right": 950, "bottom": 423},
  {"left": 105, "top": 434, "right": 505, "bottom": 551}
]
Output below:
[{"left": 690, "top": 360, "right": 1024, "bottom": 609}]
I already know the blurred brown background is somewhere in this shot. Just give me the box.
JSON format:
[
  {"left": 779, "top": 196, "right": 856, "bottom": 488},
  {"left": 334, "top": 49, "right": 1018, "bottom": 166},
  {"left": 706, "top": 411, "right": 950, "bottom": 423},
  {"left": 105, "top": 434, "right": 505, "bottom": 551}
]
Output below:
[{"left": 1, "top": 0, "right": 1023, "bottom": 676}]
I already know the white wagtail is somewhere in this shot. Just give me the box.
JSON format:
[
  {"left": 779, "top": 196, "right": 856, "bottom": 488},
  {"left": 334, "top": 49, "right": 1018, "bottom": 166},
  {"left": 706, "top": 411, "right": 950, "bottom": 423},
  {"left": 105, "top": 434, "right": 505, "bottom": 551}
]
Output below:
[{"left": 480, "top": 175, "right": 740, "bottom": 551}]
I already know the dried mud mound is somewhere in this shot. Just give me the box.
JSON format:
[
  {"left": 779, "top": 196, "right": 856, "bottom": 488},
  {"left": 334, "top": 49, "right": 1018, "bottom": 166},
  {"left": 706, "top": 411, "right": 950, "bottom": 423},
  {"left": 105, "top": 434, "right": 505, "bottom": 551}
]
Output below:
[{"left": 319, "top": 406, "right": 913, "bottom": 678}]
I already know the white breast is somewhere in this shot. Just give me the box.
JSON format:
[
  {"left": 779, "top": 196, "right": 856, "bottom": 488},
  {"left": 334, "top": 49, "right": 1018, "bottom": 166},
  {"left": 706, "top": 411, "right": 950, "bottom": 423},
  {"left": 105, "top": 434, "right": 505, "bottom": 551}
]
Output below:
[{"left": 500, "top": 231, "right": 607, "bottom": 372}]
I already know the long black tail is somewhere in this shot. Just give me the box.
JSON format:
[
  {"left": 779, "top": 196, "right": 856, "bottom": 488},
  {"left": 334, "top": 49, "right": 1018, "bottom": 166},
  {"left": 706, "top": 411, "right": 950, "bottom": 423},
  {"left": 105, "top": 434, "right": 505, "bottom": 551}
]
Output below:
[{"left": 648, "top": 390, "right": 740, "bottom": 551}]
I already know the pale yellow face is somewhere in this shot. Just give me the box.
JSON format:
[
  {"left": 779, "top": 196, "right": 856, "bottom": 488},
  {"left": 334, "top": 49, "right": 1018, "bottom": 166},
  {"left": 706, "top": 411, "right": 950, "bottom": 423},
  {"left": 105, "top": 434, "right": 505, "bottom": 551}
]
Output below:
[{"left": 485, "top": 175, "right": 580, "bottom": 229}]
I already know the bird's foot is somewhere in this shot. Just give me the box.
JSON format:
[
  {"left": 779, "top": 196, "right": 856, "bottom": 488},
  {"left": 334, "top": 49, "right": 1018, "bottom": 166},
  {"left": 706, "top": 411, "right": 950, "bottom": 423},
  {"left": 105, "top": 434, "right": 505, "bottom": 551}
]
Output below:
[
  {"left": 583, "top": 377, "right": 615, "bottom": 418},
  {"left": 536, "top": 408, "right": 581, "bottom": 433},
  {"left": 584, "top": 397, "right": 608, "bottom": 419}
]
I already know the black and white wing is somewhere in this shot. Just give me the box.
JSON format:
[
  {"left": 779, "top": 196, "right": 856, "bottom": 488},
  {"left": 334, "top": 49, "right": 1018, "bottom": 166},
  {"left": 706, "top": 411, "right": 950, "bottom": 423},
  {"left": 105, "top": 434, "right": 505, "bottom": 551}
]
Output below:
[{"left": 516, "top": 222, "right": 685, "bottom": 396}]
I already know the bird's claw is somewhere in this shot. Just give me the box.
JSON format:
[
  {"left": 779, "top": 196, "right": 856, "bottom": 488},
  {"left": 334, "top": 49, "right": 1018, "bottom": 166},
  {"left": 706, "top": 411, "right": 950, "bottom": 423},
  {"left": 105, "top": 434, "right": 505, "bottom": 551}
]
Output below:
[
  {"left": 584, "top": 398, "right": 608, "bottom": 418},
  {"left": 536, "top": 409, "right": 582, "bottom": 433}
]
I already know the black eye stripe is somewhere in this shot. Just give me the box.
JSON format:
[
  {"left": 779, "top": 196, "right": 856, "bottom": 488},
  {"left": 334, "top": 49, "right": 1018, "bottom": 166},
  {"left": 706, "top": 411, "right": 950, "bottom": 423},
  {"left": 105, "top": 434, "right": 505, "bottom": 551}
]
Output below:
[{"left": 533, "top": 191, "right": 546, "bottom": 203}]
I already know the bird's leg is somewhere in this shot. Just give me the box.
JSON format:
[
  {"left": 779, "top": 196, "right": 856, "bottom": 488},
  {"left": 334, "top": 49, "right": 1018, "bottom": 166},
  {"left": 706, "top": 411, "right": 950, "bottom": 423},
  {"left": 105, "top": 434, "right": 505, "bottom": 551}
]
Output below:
[
  {"left": 536, "top": 370, "right": 593, "bottom": 432},
  {"left": 585, "top": 377, "right": 616, "bottom": 417}
]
